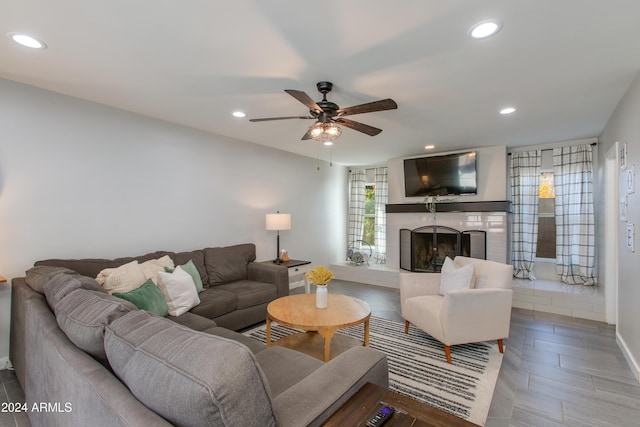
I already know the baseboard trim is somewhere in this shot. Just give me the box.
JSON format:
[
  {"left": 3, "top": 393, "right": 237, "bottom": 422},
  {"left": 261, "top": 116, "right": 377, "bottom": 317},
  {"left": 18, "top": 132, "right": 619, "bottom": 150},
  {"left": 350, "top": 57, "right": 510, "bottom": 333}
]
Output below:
[{"left": 617, "top": 332, "right": 640, "bottom": 383}]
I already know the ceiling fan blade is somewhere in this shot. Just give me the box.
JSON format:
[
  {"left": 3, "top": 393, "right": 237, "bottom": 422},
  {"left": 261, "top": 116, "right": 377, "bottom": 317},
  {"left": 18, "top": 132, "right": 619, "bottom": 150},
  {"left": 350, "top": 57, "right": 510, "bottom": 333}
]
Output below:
[
  {"left": 337, "top": 98, "right": 398, "bottom": 117},
  {"left": 249, "top": 116, "right": 314, "bottom": 122},
  {"left": 285, "top": 89, "right": 323, "bottom": 113},
  {"left": 334, "top": 118, "right": 383, "bottom": 136}
]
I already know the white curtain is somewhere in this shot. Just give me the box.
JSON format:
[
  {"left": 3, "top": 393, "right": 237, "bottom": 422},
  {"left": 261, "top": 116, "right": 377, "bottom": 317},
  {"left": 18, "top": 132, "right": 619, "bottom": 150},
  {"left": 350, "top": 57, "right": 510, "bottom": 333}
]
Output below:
[
  {"left": 374, "top": 167, "right": 388, "bottom": 263},
  {"left": 347, "top": 169, "right": 366, "bottom": 254},
  {"left": 510, "top": 151, "right": 540, "bottom": 280},
  {"left": 553, "top": 145, "right": 596, "bottom": 285}
]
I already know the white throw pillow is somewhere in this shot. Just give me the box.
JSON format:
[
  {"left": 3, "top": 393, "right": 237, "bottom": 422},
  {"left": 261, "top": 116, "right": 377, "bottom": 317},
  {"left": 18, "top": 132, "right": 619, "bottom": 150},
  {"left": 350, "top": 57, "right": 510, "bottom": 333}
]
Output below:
[
  {"left": 439, "top": 257, "right": 475, "bottom": 295},
  {"left": 96, "top": 260, "right": 147, "bottom": 294},
  {"left": 140, "top": 255, "right": 175, "bottom": 284},
  {"left": 156, "top": 266, "right": 200, "bottom": 316}
]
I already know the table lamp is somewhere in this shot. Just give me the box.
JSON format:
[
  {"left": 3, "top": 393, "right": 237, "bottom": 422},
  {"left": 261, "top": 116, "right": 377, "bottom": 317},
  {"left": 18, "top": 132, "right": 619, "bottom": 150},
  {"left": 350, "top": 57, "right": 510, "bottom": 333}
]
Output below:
[{"left": 266, "top": 211, "right": 291, "bottom": 264}]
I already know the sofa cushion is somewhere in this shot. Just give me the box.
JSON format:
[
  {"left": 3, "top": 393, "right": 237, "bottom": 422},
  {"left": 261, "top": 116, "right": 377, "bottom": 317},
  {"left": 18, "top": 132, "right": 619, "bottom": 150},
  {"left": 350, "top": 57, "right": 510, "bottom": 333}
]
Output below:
[
  {"left": 43, "top": 274, "right": 82, "bottom": 310},
  {"left": 139, "top": 255, "right": 175, "bottom": 284},
  {"left": 166, "top": 259, "right": 204, "bottom": 293},
  {"left": 172, "top": 250, "right": 208, "bottom": 288},
  {"left": 189, "top": 287, "right": 237, "bottom": 319},
  {"left": 96, "top": 260, "right": 147, "bottom": 294},
  {"left": 43, "top": 273, "right": 108, "bottom": 310},
  {"left": 204, "top": 244, "right": 256, "bottom": 286},
  {"left": 25, "top": 265, "right": 78, "bottom": 294},
  {"left": 34, "top": 248, "right": 211, "bottom": 291},
  {"left": 35, "top": 256, "right": 136, "bottom": 279},
  {"left": 255, "top": 347, "right": 323, "bottom": 398},
  {"left": 216, "top": 280, "right": 277, "bottom": 310},
  {"left": 104, "top": 310, "right": 276, "bottom": 427},
  {"left": 166, "top": 312, "right": 217, "bottom": 331},
  {"left": 54, "top": 289, "right": 135, "bottom": 360},
  {"left": 201, "top": 326, "right": 267, "bottom": 354},
  {"left": 113, "top": 279, "right": 169, "bottom": 317},
  {"left": 156, "top": 266, "right": 200, "bottom": 316}
]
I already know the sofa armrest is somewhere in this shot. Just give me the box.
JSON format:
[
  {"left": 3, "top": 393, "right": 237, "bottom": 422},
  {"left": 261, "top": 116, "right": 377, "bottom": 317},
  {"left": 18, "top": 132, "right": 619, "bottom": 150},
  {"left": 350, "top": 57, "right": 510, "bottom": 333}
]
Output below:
[
  {"left": 399, "top": 272, "right": 440, "bottom": 306},
  {"left": 272, "top": 347, "right": 388, "bottom": 427},
  {"left": 441, "top": 288, "right": 513, "bottom": 346},
  {"left": 247, "top": 262, "right": 289, "bottom": 297}
]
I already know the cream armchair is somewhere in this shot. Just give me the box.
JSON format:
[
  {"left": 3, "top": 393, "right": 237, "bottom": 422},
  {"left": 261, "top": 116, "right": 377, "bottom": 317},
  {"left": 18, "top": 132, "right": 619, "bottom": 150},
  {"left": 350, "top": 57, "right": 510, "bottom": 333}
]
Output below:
[{"left": 400, "top": 256, "right": 513, "bottom": 364}]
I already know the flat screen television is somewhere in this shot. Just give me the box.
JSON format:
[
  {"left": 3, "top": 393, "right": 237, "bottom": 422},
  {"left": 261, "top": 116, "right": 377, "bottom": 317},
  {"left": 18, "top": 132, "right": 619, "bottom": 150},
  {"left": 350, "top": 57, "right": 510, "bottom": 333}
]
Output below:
[{"left": 404, "top": 151, "right": 477, "bottom": 197}]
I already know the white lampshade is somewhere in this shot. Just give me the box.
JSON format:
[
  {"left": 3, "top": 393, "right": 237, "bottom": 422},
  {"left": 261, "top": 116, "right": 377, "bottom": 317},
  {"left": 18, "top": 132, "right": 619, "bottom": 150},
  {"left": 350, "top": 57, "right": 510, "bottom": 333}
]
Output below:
[{"left": 266, "top": 213, "right": 291, "bottom": 231}]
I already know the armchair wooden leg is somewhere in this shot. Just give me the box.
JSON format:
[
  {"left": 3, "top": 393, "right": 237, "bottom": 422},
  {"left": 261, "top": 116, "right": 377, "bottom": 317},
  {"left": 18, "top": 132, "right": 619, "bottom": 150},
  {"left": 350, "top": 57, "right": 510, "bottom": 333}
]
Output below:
[
  {"left": 497, "top": 339, "right": 504, "bottom": 354},
  {"left": 404, "top": 320, "right": 410, "bottom": 334},
  {"left": 444, "top": 345, "right": 452, "bottom": 364}
]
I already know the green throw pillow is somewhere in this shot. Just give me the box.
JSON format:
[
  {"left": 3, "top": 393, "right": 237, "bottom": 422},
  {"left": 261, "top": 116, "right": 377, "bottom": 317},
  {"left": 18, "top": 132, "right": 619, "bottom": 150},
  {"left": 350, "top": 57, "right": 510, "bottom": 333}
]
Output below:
[
  {"left": 165, "top": 259, "right": 204, "bottom": 293},
  {"left": 113, "top": 279, "right": 169, "bottom": 317}
]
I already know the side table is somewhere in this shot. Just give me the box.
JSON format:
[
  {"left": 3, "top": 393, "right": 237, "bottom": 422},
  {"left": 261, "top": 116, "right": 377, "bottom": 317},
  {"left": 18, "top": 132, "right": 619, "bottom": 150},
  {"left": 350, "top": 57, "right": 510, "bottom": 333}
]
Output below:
[{"left": 261, "top": 260, "right": 312, "bottom": 292}]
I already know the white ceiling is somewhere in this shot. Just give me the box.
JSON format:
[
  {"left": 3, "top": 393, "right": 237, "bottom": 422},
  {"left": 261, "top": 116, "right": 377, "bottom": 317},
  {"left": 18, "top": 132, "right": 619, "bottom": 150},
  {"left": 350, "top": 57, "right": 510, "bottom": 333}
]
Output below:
[{"left": 2, "top": 0, "right": 640, "bottom": 165}]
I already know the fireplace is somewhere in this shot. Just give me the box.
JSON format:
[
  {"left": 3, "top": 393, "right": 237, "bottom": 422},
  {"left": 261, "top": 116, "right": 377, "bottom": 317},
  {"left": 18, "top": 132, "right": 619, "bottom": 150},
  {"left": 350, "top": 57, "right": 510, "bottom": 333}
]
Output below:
[{"left": 400, "top": 225, "right": 486, "bottom": 272}]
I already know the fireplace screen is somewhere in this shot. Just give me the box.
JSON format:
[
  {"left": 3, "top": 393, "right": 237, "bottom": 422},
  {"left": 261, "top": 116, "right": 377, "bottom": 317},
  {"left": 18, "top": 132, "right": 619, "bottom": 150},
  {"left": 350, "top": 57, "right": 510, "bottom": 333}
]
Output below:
[{"left": 400, "top": 226, "right": 486, "bottom": 272}]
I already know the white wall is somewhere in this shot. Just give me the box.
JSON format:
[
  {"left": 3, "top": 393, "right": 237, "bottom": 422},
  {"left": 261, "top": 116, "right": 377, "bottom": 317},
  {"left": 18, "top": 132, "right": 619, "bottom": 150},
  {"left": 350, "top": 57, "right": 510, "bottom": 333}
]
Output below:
[
  {"left": 599, "top": 71, "right": 640, "bottom": 381},
  {"left": 387, "top": 145, "right": 508, "bottom": 204},
  {"left": 0, "top": 78, "right": 348, "bottom": 363}
]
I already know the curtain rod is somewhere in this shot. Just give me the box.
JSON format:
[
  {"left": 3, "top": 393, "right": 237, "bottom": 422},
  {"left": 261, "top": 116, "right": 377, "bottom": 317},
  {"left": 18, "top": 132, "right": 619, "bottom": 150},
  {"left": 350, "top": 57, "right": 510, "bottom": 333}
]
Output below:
[{"left": 508, "top": 141, "right": 597, "bottom": 155}]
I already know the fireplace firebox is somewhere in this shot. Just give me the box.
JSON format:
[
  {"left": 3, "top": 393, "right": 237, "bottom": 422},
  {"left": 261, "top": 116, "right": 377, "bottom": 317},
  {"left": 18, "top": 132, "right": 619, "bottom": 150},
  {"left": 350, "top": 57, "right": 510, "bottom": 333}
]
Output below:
[{"left": 400, "top": 225, "right": 486, "bottom": 272}]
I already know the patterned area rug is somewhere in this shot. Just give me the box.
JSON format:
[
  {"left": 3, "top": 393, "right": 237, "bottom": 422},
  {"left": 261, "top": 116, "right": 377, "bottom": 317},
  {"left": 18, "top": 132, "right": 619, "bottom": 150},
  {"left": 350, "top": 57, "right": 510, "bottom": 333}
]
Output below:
[{"left": 244, "top": 316, "right": 503, "bottom": 426}]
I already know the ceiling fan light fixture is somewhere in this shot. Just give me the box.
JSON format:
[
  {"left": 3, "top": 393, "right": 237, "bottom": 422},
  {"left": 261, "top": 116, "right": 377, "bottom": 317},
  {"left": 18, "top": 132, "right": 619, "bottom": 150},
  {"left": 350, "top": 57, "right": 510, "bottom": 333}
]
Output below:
[{"left": 309, "top": 122, "right": 342, "bottom": 143}]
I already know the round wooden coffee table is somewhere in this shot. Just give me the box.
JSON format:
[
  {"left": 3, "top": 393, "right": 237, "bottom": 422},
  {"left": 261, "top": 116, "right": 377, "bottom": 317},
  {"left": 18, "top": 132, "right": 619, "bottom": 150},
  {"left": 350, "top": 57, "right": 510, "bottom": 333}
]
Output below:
[{"left": 266, "top": 294, "right": 371, "bottom": 362}]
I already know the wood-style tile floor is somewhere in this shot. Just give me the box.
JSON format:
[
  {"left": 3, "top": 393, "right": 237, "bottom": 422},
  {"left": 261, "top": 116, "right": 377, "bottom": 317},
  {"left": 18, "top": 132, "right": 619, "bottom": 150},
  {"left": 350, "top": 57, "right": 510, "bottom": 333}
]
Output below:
[
  {"left": 294, "top": 280, "right": 640, "bottom": 427},
  {"left": 2, "top": 280, "right": 638, "bottom": 426}
]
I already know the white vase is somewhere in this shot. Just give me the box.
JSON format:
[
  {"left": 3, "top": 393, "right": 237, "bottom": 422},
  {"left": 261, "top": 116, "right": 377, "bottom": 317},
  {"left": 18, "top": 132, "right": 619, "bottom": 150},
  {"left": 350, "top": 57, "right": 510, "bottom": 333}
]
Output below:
[{"left": 315, "top": 285, "right": 328, "bottom": 308}]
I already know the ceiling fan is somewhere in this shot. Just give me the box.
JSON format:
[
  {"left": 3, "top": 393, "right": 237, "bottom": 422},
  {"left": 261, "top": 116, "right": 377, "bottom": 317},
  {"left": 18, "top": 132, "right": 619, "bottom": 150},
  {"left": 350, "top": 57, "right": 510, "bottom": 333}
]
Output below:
[{"left": 249, "top": 81, "right": 397, "bottom": 143}]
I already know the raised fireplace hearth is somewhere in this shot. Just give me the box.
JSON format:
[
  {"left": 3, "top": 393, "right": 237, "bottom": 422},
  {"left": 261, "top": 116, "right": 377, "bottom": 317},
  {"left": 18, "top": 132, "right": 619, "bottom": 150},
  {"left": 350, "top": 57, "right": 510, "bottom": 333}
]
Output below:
[{"left": 400, "top": 225, "right": 486, "bottom": 272}]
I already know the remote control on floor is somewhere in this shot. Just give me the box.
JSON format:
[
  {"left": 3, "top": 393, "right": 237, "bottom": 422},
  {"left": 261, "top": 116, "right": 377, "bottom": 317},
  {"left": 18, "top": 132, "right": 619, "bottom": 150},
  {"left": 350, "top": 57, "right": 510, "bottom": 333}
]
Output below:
[{"left": 366, "top": 404, "right": 395, "bottom": 427}]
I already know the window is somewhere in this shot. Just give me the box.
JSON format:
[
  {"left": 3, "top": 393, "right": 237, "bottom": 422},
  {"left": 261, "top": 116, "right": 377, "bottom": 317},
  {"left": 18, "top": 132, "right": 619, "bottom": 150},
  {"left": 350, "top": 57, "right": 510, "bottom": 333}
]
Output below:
[
  {"left": 536, "top": 171, "right": 556, "bottom": 259},
  {"left": 348, "top": 167, "right": 388, "bottom": 264},
  {"left": 362, "top": 184, "right": 376, "bottom": 246}
]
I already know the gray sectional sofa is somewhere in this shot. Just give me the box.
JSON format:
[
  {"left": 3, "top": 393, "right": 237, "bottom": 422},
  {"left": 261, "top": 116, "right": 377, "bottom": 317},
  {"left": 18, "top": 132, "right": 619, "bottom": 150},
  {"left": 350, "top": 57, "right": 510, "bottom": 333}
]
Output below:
[
  {"left": 32, "top": 243, "right": 288, "bottom": 331},
  {"left": 9, "top": 243, "right": 389, "bottom": 426}
]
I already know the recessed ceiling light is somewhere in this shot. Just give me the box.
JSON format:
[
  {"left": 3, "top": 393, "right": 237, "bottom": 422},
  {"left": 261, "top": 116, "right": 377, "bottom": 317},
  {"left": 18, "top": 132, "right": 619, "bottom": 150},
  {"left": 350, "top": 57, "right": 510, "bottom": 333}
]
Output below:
[
  {"left": 468, "top": 20, "right": 502, "bottom": 39},
  {"left": 8, "top": 32, "right": 47, "bottom": 49},
  {"left": 323, "top": 141, "right": 333, "bottom": 146},
  {"left": 232, "top": 111, "right": 246, "bottom": 118},
  {"left": 424, "top": 145, "right": 435, "bottom": 150},
  {"left": 499, "top": 107, "right": 516, "bottom": 115}
]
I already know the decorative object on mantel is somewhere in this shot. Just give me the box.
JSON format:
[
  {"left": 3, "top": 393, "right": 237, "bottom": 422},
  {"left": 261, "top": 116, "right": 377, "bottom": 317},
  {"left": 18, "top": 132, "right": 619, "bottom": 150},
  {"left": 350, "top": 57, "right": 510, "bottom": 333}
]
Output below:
[
  {"left": 346, "top": 240, "right": 372, "bottom": 266},
  {"left": 424, "top": 195, "right": 461, "bottom": 219},
  {"left": 266, "top": 211, "right": 291, "bottom": 264},
  {"left": 306, "top": 265, "right": 334, "bottom": 308}
]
